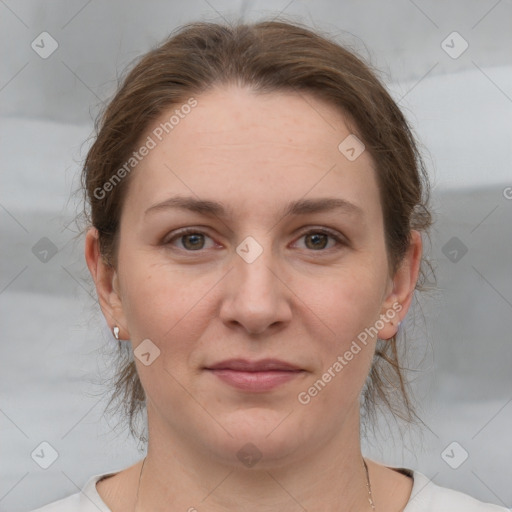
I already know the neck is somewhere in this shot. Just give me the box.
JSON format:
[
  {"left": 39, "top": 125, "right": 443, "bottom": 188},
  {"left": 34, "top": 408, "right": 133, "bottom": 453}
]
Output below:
[{"left": 134, "top": 403, "right": 374, "bottom": 512}]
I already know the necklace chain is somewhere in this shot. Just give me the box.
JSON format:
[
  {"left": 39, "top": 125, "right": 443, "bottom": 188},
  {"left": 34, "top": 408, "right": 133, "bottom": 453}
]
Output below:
[
  {"left": 135, "top": 455, "right": 375, "bottom": 510},
  {"left": 363, "top": 457, "right": 376, "bottom": 510}
]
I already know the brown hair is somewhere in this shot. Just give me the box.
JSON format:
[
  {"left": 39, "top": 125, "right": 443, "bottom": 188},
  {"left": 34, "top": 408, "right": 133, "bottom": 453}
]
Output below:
[{"left": 80, "top": 18, "right": 433, "bottom": 444}]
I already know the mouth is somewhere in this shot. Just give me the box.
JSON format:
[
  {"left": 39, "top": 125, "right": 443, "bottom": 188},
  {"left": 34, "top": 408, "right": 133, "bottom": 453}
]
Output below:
[{"left": 204, "top": 359, "right": 306, "bottom": 392}]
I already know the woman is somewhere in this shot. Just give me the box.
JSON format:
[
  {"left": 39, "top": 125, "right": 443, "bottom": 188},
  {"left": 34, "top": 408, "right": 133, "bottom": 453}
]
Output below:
[{"left": 32, "top": 18, "right": 508, "bottom": 512}]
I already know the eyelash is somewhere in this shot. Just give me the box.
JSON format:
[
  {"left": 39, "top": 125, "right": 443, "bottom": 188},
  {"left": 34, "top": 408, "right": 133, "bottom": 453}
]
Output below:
[{"left": 163, "top": 227, "right": 347, "bottom": 254}]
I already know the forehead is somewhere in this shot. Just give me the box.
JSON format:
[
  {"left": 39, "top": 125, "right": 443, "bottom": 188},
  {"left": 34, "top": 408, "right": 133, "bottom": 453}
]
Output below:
[
  {"left": 123, "top": 85, "right": 381, "bottom": 224},
  {"left": 160, "top": 85, "right": 361, "bottom": 155}
]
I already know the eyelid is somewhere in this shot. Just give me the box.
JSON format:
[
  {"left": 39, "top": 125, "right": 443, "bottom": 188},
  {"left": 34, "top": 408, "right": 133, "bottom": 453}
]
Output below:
[{"left": 295, "top": 225, "right": 346, "bottom": 240}]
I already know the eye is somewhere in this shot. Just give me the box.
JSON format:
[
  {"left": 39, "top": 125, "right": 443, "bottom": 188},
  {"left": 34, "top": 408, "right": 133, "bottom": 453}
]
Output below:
[
  {"left": 293, "top": 228, "right": 346, "bottom": 252},
  {"left": 163, "top": 228, "right": 216, "bottom": 251},
  {"left": 163, "top": 227, "right": 346, "bottom": 253}
]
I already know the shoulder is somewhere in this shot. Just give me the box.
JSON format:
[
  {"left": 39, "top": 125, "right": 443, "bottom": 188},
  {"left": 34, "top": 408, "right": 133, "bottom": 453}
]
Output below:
[
  {"left": 28, "top": 471, "right": 117, "bottom": 512},
  {"left": 404, "top": 469, "right": 510, "bottom": 512}
]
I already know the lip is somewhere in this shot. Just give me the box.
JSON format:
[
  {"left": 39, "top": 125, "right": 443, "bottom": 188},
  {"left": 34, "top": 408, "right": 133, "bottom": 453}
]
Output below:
[
  {"left": 204, "top": 359, "right": 305, "bottom": 392},
  {"left": 206, "top": 358, "right": 302, "bottom": 372}
]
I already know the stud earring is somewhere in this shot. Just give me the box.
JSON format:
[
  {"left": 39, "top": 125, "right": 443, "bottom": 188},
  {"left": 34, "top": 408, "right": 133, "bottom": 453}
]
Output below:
[{"left": 113, "top": 326, "right": 120, "bottom": 340}]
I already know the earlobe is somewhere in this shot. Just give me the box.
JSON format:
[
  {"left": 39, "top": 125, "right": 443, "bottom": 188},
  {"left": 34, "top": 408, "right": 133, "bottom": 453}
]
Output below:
[
  {"left": 84, "top": 227, "right": 128, "bottom": 339},
  {"left": 378, "top": 230, "right": 423, "bottom": 340}
]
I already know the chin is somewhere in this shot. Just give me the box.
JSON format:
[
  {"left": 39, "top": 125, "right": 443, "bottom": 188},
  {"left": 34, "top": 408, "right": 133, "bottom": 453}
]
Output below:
[{"left": 197, "top": 409, "right": 311, "bottom": 469}]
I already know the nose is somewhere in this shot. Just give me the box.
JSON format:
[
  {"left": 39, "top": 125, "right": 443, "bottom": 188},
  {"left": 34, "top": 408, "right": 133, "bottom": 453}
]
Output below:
[{"left": 218, "top": 240, "right": 293, "bottom": 336}]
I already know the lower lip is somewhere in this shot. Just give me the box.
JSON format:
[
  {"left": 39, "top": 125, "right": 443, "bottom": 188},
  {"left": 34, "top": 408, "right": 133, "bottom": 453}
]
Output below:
[{"left": 206, "top": 369, "right": 304, "bottom": 391}]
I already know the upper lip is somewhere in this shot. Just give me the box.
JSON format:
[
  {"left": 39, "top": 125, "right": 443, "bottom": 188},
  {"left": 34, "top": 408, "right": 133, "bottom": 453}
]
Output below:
[{"left": 205, "top": 359, "right": 303, "bottom": 372}]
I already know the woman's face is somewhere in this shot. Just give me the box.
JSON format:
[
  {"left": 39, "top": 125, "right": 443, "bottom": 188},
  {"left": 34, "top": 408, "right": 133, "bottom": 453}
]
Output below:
[{"left": 89, "top": 85, "right": 418, "bottom": 466}]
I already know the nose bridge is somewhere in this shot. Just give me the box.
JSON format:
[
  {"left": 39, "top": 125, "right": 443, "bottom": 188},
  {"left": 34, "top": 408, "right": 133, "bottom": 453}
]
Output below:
[
  {"left": 220, "top": 232, "right": 291, "bottom": 334},
  {"left": 234, "top": 233, "right": 279, "bottom": 298}
]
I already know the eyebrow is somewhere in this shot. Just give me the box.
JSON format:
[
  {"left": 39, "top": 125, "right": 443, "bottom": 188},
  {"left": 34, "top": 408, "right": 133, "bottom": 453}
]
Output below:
[{"left": 144, "top": 195, "right": 364, "bottom": 219}]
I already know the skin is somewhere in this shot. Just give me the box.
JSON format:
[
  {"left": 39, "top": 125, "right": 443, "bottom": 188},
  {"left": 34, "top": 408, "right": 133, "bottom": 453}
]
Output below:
[{"left": 85, "top": 85, "right": 422, "bottom": 511}]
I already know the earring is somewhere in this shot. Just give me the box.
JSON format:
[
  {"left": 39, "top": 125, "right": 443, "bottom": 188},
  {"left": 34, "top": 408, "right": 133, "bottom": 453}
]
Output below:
[{"left": 113, "top": 326, "right": 120, "bottom": 340}]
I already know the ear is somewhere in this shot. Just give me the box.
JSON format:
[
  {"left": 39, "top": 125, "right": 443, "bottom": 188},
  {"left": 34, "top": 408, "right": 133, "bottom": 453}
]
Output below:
[
  {"left": 377, "top": 230, "right": 422, "bottom": 340},
  {"left": 84, "top": 227, "right": 129, "bottom": 340}
]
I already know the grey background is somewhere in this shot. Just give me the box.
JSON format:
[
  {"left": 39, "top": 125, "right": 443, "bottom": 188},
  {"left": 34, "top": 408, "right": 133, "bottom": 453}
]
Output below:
[{"left": 1, "top": 1, "right": 511, "bottom": 510}]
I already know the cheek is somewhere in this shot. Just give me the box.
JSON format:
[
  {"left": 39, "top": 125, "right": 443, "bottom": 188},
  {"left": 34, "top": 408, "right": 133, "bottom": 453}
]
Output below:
[
  {"left": 308, "top": 260, "right": 389, "bottom": 339},
  {"left": 295, "top": 273, "right": 385, "bottom": 414},
  {"left": 298, "top": 258, "right": 389, "bottom": 390},
  {"left": 117, "top": 261, "right": 211, "bottom": 415},
  {"left": 120, "top": 261, "right": 204, "bottom": 342},
  {"left": 117, "top": 245, "right": 222, "bottom": 378}
]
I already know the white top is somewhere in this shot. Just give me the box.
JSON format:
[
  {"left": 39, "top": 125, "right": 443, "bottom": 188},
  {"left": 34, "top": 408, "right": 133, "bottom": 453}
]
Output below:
[{"left": 30, "top": 466, "right": 510, "bottom": 512}]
